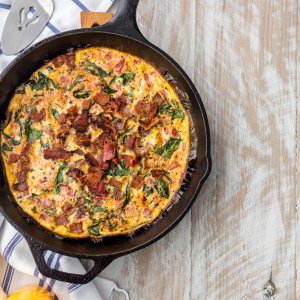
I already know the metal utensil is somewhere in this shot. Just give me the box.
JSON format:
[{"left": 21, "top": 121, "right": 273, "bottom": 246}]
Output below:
[{"left": 1, "top": 0, "right": 54, "bottom": 55}]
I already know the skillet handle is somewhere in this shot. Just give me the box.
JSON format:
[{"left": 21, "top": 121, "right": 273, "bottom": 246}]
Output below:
[
  {"left": 95, "top": 0, "right": 148, "bottom": 42},
  {"left": 25, "top": 237, "right": 115, "bottom": 284}
]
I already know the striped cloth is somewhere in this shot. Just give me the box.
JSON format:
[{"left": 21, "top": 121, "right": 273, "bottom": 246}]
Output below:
[{"left": 0, "top": 1, "right": 129, "bottom": 299}]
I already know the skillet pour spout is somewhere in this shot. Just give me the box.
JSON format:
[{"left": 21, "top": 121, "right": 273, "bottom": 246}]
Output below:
[{"left": 0, "top": 0, "right": 211, "bottom": 284}]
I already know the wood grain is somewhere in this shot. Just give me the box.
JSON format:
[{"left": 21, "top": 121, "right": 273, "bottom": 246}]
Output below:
[{"left": 97, "top": 1, "right": 299, "bottom": 299}]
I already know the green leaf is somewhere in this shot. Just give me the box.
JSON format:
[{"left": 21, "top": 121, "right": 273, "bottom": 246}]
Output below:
[
  {"left": 1, "top": 142, "right": 13, "bottom": 153},
  {"left": 120, "top": 72, "right": 135, "bottom": 85},
  {"left": 50, "top": 108, "right": 60, "bottom": 120},
  {"left": 108, "top": 162, "right": 130, "bottom": 177},
  {"left": 86, "top": 197, "right": 93, "bottom": 205},
  {"left": 36, "top": 72, "right": 59, "bottom": 90},
  {"left": 153, "top": 138, "right": 181, "bottom": 159},
  {"left": 92, "top": 205, "right": 110, "bottom": 213},
  {"left": 164, "top": 173, "right": 173, "bottom": 183},
  {"left": 73, "top": 87, "right": 92, "bottom": 99},
  {"left": 109, "top": 76, "right": 117, "bottom": 85},
  {"left": 54, "top": 161, "right": 67, "bottom": 194},
  {"left": 86, "top": 60, "right": 108, "bottom": 78},
  {"left": 40, "top": 139, "right": 50, "bottom": 149},
  {"left": 68, "top": 75, "right": 84, "bottom": 91},
  {"left": 103, "top": 86, "right": 117, "bottom": 94},
  {"left": 24, "top": 117, "right": 43, "bottom": 143},
  {"left": 158, "top": 101, "right": 184, "bottom": 120},
  {"left": 122, "top": 183, "right": 130, "bottom": 209},
  {"left": 88, "top": 222, "right": 101, "bottom": 236},
  {"left": 155, "top": 178, "right": 170, "bottom": 198},
  {"left": 158, "top": 102, "right": 172, "bottom": 114},
  {"left": 16, "top": 85, "right": 26, "bottom": 94},
  {"left": 143, "top": 185, "right": 154, "bottom": 197}
]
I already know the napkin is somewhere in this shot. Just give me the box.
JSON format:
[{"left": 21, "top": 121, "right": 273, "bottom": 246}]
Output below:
[{"left": 0, "top": 1, "right": 129, "bottom": 299}]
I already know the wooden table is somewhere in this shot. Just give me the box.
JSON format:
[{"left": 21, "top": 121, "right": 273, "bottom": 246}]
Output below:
[{"left": 99, "top": 0, "right": 299, "bottom": 299}]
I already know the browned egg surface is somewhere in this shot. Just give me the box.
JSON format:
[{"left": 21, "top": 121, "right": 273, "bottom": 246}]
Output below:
[{"left": 1, "top": 47, "right": 190, "bottom": 238}]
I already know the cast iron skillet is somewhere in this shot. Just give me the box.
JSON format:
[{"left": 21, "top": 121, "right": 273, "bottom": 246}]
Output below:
[{"left": 0, "top": 0, "right": 211, "bottom": 284}]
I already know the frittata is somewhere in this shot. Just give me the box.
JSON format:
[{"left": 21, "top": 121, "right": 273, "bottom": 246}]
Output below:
[{"left": 1, "top": 47, "right": 190, "bottom": 238}]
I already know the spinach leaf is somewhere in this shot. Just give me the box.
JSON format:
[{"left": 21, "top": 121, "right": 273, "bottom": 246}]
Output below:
[
  {"left": 92, "top": 205, "right": 110, "bottom": 213},
  {"left": 73, "top": 87, "right": 91, "bottom": 99},
  {"left": 120, "top": 72, "right": 135, "bottom": 85},
  {"left": 40, "top": 139, "right": 50, "bottom": 149},
  {"left": 103, "top": 86, "right": 117, "bottom": 94},
  {"left": 1, "top": 142, "right": 13, "bottom": 153},
  {"left": 164, "top": 173, "right": 173, "bottom": 183},
  {"left": 86, "top": 197, "right": 93, "bottom": 205},
  {"left": 34, "top": 72, "right": 59, "bottom": 90},
  {"left": 16, "top": 85, "right": 26, "bottom": 94},
  {"left": 109, "top": 76, "right": 117, "bottom": 85},
  {"left": 68, "top": 75, "right": 84, "bottom": 91},
  {"left": 86, "top": 60, "right": 108, "bottom": 78},
  {"left": 143, "top": 185, "right": 154, "bottom": 197},
  {"left": 3, "top": 109, "right": 23, "bottom": 146},
  {"left": 54, "top": 161, "right": 67, "bottom": 194},
  {"left": 24, "top": 117, "right": 43, "bottom": 143},
  {"left": 158, "top": 101, "right": 184, "bottom": 120},
  {"left": 158, "top": 102, "right": 172, "bottom": 114},
  {"left": 88, "top": 222, "right": 101, "bottom": 236},
  {"left": 122, "top": 183, "right": 130, "bottom": 209},
  {"left": 108, "top": 162, "right": 130, "bottom": 177},
  {"left": 155, "top": 178, "right": 170, "bottom": 198},
  {"left": 153, "top": 138, "right": 181, "bottom": 159},
  {"left": 50, "top": 108, "right": 60, "bottom": 120}
]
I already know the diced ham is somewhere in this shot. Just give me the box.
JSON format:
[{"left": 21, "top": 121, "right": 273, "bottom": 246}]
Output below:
[
  {"left": 109, "top": 178, "right": 122, "bottom": 189},
  {"left": 62, "top": 202, "right": 76, "bottom": 216},
  {"left": 125, "top": 134, "right": 136, "bottom": 150},
  {"left": 151, "top": 170, "right": 165, "bottom": 178},
  {"left": 94, "top": 90, "right": 110, "bottom": 106},
  {"left": 131, "top": 176, "right": 144, "bottom": 190},
  {"left": 97, "top": 154, "right": 110, "bottom": 169},
  {"left": 43, "top": 149, "right": 73, "bottom": 160},
  {"left": 57, "top": 113, "right": 66, "bottom": 124},
  {"left": 171, "top": 128, "right": 180, "bottom": 137},
  {"left": 102, "top": 140, "right": 116, "bottom": 162},
  {"left": 30, "top": 108, "right": 46, "bottom": 122},
  {"left": 114, "top": 57, "right": 125, "bottom": 73},
  {"left": 13, "top": 181, "right": 28, "bottom": 192},
  {"left": 109, "top": 100, "right": 121, "bottom": 111},
  {"left": 73, "top": 113, "right": 88, "bottom": 133},
  {"left": 65, "top": 53, "right": 75, "bottom": 68},
  {"left": 69, "top": 222, "right": 83, "bottom": 234},
  {"left": 84, "top": 153, "right": 99, "bottom": 167},
  {"left": 122, "top": 154, "right": 138, "bottom": 168},
  {"left": 74, "top": 134, "right": 91, "bottom": 147},
  {"left": 54, "top": 214, "right": 69, "bottom": 225},
  {"left": 8, "top": 153, "right": 20, "bottom": 164}
]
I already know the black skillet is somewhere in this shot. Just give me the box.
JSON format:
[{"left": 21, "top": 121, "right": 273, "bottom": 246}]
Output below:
[{"left": 0, "top": 0, "right": 211, "bottom": 284}]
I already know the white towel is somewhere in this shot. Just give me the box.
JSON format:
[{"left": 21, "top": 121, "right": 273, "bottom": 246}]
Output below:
[{"left": 0, "top": 1, "right": 129, "bottom": 299}]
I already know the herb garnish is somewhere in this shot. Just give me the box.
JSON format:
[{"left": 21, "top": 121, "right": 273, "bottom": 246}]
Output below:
[
  {"left": 29, "top": 72, "right": 59, "bottom": 90},
  {"left": 92, "top": 205, "right": 110, "bottom": 213},
  {"left": 143, "top": 185, "right": 154, "bottom": 197},
  {"left": 1, "top": 143, "right": 13, "bottom": 153}
]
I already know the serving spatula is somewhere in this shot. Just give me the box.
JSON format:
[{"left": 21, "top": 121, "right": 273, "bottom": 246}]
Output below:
[{"left": 1, "top": 0, "right": 54, "bottom": 55}]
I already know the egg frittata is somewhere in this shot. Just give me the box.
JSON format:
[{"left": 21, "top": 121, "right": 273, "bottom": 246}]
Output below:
[{"left": 1, "top": 47, "right": 190, "bottom": 238}]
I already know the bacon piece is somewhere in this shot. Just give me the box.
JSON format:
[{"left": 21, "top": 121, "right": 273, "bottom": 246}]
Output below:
[
  {"left": 153, "top": 92, "right": 167, "bottom": 107},
  {"left": 113, "top": 188, "right": 123, "bottom": 200},
  {"left": 94, "top": 90, "right": 110, "bottom": 106},
  {"left": 94, "top": 132, "right": 109, "bottom": 148},
  {"left": 57, "top": 113, "right": 66, "bottom": 124},
  {"left": 54, "top": 214, "right": 69, "bottom": 225},
  {"left": 62, "top": 203, "right": 76, "bottom": 217},
  {"left": 69, "top": 222, "right": 83, "bottom": 234},
  {"left": 21, "top": 142, "right": 31, "bottom": 156},
  {"left": 140, "top": 117, "right": 160, "bottom": 130},
  {"left": 87, "top": 167, "right": 104, "bottom": 191},
  {"left": 109, "top": 100, "right": 121, "bottom": 111},
  {"left": 66, "top": 106, "right": 78, "bottom": 121},
  {"left": 40, "top": 214, "right": 51, "bottom": 222},
  {"left": 135, "top": 101, "right": 151, "bottom": 119},
  {"left": 122, "top": 154, "right": 138, "bottom": 168},
  {"left": 75, "top": 197, "right": 85, "bottom": 207},
  {"left": 12, "top": 181, "right": 28, "bottom": 192},
  {"left": 97, "top": 154, "right": 110, "bottom": 169},
  {"left": 171, "top": 127, "right": 180, "bottom": 138},
  {"left": 102, "top": 140, "right": 116, "bottom": 162},
  {"left": 113, "top": 119, "right": 125, "bottom": 131},
  {"left": 84, "top": 153, "right": 99, "bottom": 167},
  {"left": 151, "top": 170, "right": 165, "bottom": 178},
  {"left": 59, "top": 75, "right": 69, "bottom": 84},
  {"left": 144, "top": 73, "right": 152, "bottom": 88},
  {"left": 169, "top": 161, "right": 180, "bottom": 170},
  {"left": 96, "top": 179, "right": 106, "bottom": 194},
  {"left": 138, "top": 126, "right": 150, "bottom": 137},
  {"left": 73, "top": 112, "right": 88, "bottom": 133},
  {"left": 82, "top": 99, "right": 91, "bottom": 110},
  {"left": 65, "top": 53, "right": 75, "bottom": 68},
  {"left": 43, "top": 149, "right": 73, "bottom": 160},
  {"left": 8, "top": 153, "right": 20, "bottom": 164},
  {"left": 17, "top": 170, "right": 27, "bottom": 182},
  {"left": 57, "top": 124, "right": 70, "bottom": 139},
  {"left": 131, "top": 176, "right": 144, "bottom": 190},
  {"left": 30, "top": 108, "right": 46, "bottom": 122},
  {"left": 52, "top": 141, "right": 64, "bottom": 150},
  {"left": 143, "top": 207, "right": 153, "bottom": 219},
  {"left": 109, "top": 178, "right": 122, "bottom": 190},
  {"left": 76, "top": 206, "right": 87, "bottom": 219},
  {"left": 67, "top": 168, "right": 85, "bottom": 183},
  {"left": 52, "top": 55, "right": 65, "bottom": 68},
  {"left": 125, "top": 134, "right": 136, "bottom": 150},
  {"left": 114, "top": 57, "right": 125, "bottom": 73},
  {"left": 74, "top": 133, "right": 91, "bottom": 147}
]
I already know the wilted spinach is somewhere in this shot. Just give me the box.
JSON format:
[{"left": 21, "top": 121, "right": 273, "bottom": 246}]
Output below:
[
  {"left": 54, "top": 161, "right": 67, "bottom": 194},
  {"left": 155, "top": 178, "right": 170, "bottom": 198},
  {"left": 153, "top": 138, "right": 181, "bottom": 159}
]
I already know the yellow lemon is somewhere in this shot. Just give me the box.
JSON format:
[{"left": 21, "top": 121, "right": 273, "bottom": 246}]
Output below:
[{"left": 7, "top": 286, "right": 54, "bottom": 300}]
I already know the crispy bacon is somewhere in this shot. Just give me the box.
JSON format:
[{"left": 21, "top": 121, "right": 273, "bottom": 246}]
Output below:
[
  {"left": 73, "top": 112, "right": 88, "bottom": 133},
  {"left": 109, "top": 178, "right": 122, "bottom": 189},
  {"left": 52, "top": 55, "right": 65, "bottom": 68},
  {"left": 87, "top": 167, "right": 104, "bottom": 191},
  {"left": 57, "top": 112, "right": 66, "bottom": 124},
  {"left": 43, "top": 149, "right": 73, "bottom": 160},
  {"left": 102, "top": 140, "right": 116, "bottom": 162},
  {"left": 57, "top": 124, "right": 70, "bottom": 139},
  {"left": 84, "top": 153, "right": 99, "bottom": 167},
  {"left": 131, "top": 176, "right": 144, "bottom": 190},
  {"left": 138, "top": 126, "right": 150, "bottom": 137},
  {"left": 54, "top": 214, "right": 69, "bottom": 225},
  {"left": 12, "top": 181, "right": 28, "bottom": 192},
  {"left": 169, "top": 161, "right": 180, "bottom": 170},
  {"left": 67, "top": 168, "right": 85, "bottom": 183},
  {"left": 62, "top": 203, "right": 76, "bottom": 216},
  {"left": 113, "top": 188, "right": 123, "bottom": 200},
  {"left": 97, "top": 154, "right": 110, "bottom": 169},
  {"left": 125, "top": 134, "right": 136, "bottom": 150},
  {"left": 151, "top": 170, "right": 165, "bottom": 178},
  {"left": 122, "top": 154, "right": 138, "bottom": 168},
  {"left": 94, "top": 90, "right": 110, "bottom": 106},
  {"left": 140, "top": 117, "right": 160, "bottom": 130},
  {"left": 74, "top": 133, "right": 91, "bottom": 147},
  {"left": 144, "top": 73, "right": 152, "bottom": 88},
  {"left": 30, "top": 108, "right": 46, "bottom": 122},
  {"left": 76, "top": 205, "right": 87, "bottom": 219},
  {"left": 94, "top": 132, "right": 109, "bottom": 148},
  {"left": 69, "top": 222, "right": 83, "bottom": 234},
  {"left": 8, "top": 153, "right": 20, "bottom": 164},
  {"left": 153, "top": 92, "right": 167, "bottom": 107},
  {"left": 82, "top": 99, "right": 91, "bottom": 110},
  {"left": 135, "top": 101, "right": 151, "bottom": 119},
  {"left": 66, "top": 106, "right": 78, "bottom": 121},
  {"left": 17, "top": 170, "right": 27, "bottom": 182},
  {"left": 65, "top": 53, "right": 75, "bottom": 68},
  {"left": 114, "top": 57, "right": 125, "bottom": 73}
]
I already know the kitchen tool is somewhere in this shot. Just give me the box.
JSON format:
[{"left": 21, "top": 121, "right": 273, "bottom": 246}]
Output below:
[
  {"left": 1, "top": 0, "right": 54, "bottom": 55},
  {"left": 0, "top": 0, "right": 211, "bottom": 284}
]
